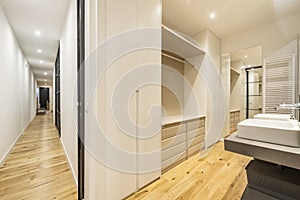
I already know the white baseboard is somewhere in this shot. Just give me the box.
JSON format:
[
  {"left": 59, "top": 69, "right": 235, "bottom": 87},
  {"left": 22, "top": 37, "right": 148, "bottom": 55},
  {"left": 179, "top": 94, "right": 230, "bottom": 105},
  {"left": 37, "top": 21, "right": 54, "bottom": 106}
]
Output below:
[
  {"left": 0, "top": 118, "right": 33, "bottom": 167},
  {"left": 60, "top": 138, "right": 78, "bottom": 186}
]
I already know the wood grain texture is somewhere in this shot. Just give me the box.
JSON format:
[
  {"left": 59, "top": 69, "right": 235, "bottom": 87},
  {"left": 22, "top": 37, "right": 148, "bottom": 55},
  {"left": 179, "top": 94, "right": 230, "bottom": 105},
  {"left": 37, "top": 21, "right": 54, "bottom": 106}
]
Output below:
[
  {"left": 0, "top": 114, "right": 77, "bottom": 200},
  {"left": 127, "top": 142, "right": 251, "bottom": 200}
]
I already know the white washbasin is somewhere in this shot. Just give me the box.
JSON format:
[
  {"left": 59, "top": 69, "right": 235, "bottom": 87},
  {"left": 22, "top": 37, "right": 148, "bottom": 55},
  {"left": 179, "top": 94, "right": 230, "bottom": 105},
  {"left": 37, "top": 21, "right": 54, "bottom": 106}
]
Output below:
[
  {"left": 253, "top": 114, "right": 295, "bottom": 121},
  {"left": 237, "top": 119, "right": 300, "bottom": 147}
]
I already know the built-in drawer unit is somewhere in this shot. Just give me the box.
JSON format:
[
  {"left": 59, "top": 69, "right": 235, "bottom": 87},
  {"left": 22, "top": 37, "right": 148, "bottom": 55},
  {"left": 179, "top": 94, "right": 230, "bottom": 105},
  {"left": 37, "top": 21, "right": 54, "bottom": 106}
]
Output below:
[
  {"left": 161, "top": 116, "right": 206, "bottom": 173},
  {"left": 230, "top": 110, "right": 240, "bottom": 134}
]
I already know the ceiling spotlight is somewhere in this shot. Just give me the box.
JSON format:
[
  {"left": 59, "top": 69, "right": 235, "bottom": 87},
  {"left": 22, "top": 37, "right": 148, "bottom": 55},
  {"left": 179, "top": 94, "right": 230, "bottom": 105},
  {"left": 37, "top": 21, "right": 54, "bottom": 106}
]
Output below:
[
  {"left": 210, "top": 12, "right": 216, "bottom": 19},
  {"left": 35, "top": 30, "right": 41, "bottom": 36},
  {"left": 44, "top": 72, "right": 48, "bottom": 75},
  {"left": 244, "top": 55, "right": 248, "bottom": 58},
  {"left": 44, "top": 79, "right": 47, "bottom": 82},
  {"left": 40, "top": 60, "right": 44, "bottom": 64},
  {"left": 37, "top": 49, "right": 42, "bottom": 53}
]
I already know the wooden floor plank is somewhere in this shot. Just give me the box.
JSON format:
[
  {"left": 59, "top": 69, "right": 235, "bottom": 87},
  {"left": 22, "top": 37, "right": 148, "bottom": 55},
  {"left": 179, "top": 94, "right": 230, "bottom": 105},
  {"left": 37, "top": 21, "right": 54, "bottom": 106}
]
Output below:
[
  {"left": 0, "top": 113, "right": 251, "bottom": 200},
  {"left": 0, "top": 113, "right": 77, "bottom": 200},
  {"left": 127, "top": 143, "right": 251, "bottom": 200}
]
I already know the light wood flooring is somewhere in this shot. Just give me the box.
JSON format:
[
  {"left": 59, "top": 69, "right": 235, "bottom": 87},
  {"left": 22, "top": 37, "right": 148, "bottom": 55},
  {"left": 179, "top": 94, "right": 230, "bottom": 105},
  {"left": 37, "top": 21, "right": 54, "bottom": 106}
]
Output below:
[
  {"left": 127, "top": 142, "right": 252, "bottom": 200},
  {"left": 0, "top": 113, "right": 77, "bottom": 200},
  {"left": 0, "top": 113, "right": 251, "bottom": 200}
]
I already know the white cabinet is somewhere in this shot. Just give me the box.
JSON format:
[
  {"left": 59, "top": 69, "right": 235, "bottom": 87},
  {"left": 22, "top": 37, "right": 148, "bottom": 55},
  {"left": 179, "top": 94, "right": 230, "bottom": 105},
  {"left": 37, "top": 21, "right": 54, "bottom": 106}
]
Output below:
[{"left": 84, "top": 0, "right": 161, "bottom": 199}]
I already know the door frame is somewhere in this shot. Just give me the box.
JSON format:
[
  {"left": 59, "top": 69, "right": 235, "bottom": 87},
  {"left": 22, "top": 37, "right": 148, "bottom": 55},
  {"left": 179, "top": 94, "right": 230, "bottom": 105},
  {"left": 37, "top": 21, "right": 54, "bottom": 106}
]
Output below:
[
  {"left": 245, "top": 65, "right": 262, "bottom": 119},
  {"left": 77, "top": 0, "right": 85, "bottom": 199}
]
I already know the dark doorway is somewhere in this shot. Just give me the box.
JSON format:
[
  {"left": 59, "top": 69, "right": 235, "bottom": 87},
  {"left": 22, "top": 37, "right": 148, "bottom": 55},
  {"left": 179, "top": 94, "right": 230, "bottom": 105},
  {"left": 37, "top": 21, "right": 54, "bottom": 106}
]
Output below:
[{"left": 39, "top": 87, "right": 49, "bottom": 110}]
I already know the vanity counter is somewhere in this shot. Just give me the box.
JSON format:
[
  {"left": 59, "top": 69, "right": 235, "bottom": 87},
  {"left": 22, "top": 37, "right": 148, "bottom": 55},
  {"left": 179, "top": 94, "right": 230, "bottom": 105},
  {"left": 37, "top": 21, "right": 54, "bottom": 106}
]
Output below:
[{"left": 225, "top": 132, "right": 300, "bottom": 170}]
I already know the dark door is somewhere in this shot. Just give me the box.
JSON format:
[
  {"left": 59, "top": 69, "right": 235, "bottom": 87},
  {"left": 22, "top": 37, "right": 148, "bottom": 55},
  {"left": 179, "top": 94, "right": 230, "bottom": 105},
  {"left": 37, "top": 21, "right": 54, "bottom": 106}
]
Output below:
[
  {"left": 55, "top": 46, "right": 61, "bottom": 137},
  {"left": 39, "top": 88, "right": 49, "bottom": 109}
]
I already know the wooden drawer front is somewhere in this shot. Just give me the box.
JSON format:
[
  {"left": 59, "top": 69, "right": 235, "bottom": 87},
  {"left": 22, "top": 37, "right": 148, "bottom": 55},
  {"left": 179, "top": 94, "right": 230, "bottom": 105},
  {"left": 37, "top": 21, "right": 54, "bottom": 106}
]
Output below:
[
  {"left": 187, "top": 119, "right": 205, "bottom": 132},
  {"left": 162, "top": 142, "right": 186, "bottom": 161},
  {"left": 161, "top": 133, "right": 186, "bottom": 151},
  {"left": 162, "top": 124, "right": 186, "bottom": 140},
  {"left": 230, "top": 113, "right": 235, "bottom": 120},
  {"left": 161, "top": 153, "right": 186, "bottom": 174},
  {"left": 187, "top": 128, "right": 205, "bottom": 140},
  {"left": 187, "top": 135, "right": 204, "bottom": 148},
  {"left": 188, "top": 142, "right": 204, "bottom": 158},
  {"left": 230, "top": 122, "right": 235, "bottom": 128}
]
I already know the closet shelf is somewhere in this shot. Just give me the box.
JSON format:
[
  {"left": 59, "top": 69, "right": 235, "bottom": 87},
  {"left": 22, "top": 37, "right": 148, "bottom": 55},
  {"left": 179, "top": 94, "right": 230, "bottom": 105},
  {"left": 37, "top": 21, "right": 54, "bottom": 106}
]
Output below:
[
  {"left": 230, "top": 67, "right": 240, "bottom": 76},
  {"left": 162, "top": 25, "right": 205, "bottom": 59},
  {"left": 161, "top": 114, "right": 205, "bottom": 125}
]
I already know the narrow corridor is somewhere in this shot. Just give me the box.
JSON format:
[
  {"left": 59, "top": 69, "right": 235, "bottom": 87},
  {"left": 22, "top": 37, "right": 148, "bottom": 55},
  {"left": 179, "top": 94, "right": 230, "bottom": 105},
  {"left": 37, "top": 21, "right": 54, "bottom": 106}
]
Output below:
[{"left": 0, "top": 114, "right": 77, "bottom": 200}]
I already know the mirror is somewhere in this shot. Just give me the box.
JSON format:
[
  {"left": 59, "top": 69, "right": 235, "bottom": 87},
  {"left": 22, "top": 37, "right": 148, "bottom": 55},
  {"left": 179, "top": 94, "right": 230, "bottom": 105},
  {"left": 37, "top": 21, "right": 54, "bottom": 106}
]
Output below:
[{"left": 228, "top": 45, "right": 262, "bottom": 134}]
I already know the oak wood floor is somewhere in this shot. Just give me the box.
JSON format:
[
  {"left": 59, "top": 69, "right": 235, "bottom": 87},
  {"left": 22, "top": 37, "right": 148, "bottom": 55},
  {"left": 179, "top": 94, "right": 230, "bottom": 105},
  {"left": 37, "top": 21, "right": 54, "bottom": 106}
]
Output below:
[
  {"left": 127, "top": 142, "right": 251, "bottom": 200},
  {"left": 0, "top": 113, "right": 77, "bottom": 200},
  {"left": 0, "top": 113, "right": 251, "bottom": 200}
]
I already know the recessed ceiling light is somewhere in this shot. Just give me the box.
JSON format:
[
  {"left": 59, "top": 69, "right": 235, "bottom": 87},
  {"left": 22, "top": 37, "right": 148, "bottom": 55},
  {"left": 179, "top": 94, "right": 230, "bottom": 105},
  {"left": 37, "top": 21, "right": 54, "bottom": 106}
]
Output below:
[
  {"left": 44, "top": 79, "right": 47, "bottom": 81},
  {"left": 37, "top": 49, "right": 42, "bottom": 53},
  {"left": 35, "top": 30, "right": 41, "bottom": 36},
  {"left": 210, "top": 12, "right": 216, "bottom": 19},
  {"left": 40, "top": 60, "right": 44, "bottom": 64},
  {"left": 244, "top": 55, "right": 248, "bottom": 58},
  {"left": 44, "top": 72, "right": 48, "bottom": 75}
]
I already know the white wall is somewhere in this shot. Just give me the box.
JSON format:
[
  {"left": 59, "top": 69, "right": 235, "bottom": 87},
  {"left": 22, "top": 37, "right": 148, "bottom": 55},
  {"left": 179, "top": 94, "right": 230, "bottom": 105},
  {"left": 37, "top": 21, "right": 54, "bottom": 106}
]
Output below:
[
  {"left": 0, "top": 5, "right": 36, "bottom": 165},
  {"left": 221, "top": 54, "right": 230, "bottom": 137},
  {"left": 60, "top": 0, "right": 78, "bottom": 183},
  {"left": 162, "top": 55, "right": 184, "bottom": 116},
  {"left": 193, "top": 29, "right": 221, "bottom": 70},
  {"left": 190, "top": 29, "right": 225, "bottom": 147},
  {"left": 230, "top": 61, "right": 246, "bottom": 120}
]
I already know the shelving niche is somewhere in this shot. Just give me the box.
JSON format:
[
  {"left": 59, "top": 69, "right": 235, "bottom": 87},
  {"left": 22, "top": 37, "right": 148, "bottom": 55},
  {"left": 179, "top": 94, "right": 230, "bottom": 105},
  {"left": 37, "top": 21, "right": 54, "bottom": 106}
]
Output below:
[{"left": 161, "top": 26, "right": 207, "bottom": 173}]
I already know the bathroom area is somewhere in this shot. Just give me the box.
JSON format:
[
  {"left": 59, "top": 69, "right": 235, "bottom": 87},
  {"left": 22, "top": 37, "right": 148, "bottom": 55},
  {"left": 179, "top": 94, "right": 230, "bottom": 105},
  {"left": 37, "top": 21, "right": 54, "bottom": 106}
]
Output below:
[{"left": 224, "top": 39, "right": 300, "bottom": 198}]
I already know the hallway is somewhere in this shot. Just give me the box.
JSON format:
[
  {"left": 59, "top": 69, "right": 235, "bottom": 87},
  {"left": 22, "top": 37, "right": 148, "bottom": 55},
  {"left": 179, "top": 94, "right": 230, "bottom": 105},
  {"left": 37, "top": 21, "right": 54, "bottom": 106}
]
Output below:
[{"left": 0, "top": 114, "right": 77, "bottom": 200}]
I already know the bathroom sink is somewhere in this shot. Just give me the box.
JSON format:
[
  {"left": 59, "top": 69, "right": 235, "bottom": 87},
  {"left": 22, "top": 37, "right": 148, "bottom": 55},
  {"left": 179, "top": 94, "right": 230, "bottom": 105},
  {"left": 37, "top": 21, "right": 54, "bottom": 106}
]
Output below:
[
  {"left": 253, "top": 114, "right": 295, "bottom": 121},
  {"left": 237, "top": 119, "right": 300, "bottom": 147}
]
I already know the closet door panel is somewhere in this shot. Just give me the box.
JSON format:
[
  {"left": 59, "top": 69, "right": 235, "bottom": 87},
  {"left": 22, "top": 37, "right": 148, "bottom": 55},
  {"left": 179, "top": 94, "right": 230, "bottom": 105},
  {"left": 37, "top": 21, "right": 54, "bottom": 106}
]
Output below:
[
  {"left": 136, "top": 0, "right": 161, "bottom": 187},
  {"left": 138, "top": 84, "right": 161, "bottom": 188},
  {"left": 105, "top": 0, "right": 139, "bottom": 199}
]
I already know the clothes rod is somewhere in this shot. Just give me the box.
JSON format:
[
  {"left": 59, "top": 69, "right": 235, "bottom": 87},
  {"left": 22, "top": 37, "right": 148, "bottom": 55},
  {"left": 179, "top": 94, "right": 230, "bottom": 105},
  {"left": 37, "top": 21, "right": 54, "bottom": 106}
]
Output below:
[{"left": 162, "top": 52, "right": 186, "bottom": 63}]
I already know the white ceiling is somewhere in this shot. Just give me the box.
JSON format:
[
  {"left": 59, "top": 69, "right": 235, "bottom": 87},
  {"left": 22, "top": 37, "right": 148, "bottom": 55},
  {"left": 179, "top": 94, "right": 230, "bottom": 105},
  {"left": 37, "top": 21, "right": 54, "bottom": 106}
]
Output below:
[
  {"left": 0, "top": 0, "right": 70, "bottom": 83},
  {"left": 163, "top": 0, "right": 300, "bottom": 39},
  {"left": 1, "top": 0, "right": 299, "bottom": 85}
]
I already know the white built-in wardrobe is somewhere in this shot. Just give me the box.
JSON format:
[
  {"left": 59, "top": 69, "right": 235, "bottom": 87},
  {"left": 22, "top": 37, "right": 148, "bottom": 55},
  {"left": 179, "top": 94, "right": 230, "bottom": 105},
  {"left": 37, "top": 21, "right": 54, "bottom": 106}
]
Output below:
[{"left": 83, "top": 1, "right": 209, "bottom": 199}]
